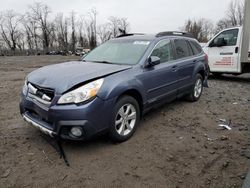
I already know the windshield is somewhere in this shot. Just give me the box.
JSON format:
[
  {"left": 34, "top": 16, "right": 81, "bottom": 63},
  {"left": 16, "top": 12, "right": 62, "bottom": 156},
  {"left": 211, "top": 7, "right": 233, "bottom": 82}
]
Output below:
[{"left": 83, "top": 40, "right": 151, "bottom": 65}]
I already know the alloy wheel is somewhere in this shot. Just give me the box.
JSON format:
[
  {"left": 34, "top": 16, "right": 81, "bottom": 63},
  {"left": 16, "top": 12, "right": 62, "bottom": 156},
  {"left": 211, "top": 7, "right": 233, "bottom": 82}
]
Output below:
[
  {"left": 115, "top": 103, "right": 137, "bottom": 136},
  {"left": 194, "top": 78, "right": 202, "bottom": 98}
]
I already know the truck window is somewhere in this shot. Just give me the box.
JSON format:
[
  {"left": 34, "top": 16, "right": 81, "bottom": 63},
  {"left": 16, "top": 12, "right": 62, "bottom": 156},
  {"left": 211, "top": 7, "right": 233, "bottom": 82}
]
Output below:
[
  {"left": 151, "top": 39, "right": 174, "bottom": 63},
  {"left": 212, "top": 29, "right": 239, "bottom": 46},
  {"left": 174, "top": 39, "right": 192, "bottom": 59}
]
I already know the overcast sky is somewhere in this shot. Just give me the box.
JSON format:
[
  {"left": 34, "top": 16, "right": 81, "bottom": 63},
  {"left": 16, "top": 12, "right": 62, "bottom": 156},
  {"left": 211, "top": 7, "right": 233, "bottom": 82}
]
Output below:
[{"left": 0, "top": 0, "right": 233, "bottom": 33}]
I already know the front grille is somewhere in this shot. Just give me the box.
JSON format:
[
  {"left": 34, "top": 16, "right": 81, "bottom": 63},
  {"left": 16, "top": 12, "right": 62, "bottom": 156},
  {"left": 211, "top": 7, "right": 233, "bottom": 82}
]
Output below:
[
  {"left": 27, "top": 83, "right": 54, "bottom": 106},
  {"left": 35, "top": 85, "right": 54, "bottom": 99}
]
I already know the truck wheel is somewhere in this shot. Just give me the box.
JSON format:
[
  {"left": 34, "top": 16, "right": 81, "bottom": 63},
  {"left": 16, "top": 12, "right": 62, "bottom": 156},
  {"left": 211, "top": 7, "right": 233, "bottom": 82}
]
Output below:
[
  {"left": 186, "top": 74, "right": 203, "bottom": 102},
  {"left": 109, "top": 95, "right": 140, "bottom": 142},
  {"left": 212, "top": 72, "right": 223, "bottom": 78}
]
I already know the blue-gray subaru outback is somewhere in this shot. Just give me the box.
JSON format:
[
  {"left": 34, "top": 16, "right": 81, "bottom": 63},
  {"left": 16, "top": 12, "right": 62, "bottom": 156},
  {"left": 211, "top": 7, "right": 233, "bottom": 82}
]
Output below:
[{"left": 20, "top": 32, "right": 208, "bottom": 142}]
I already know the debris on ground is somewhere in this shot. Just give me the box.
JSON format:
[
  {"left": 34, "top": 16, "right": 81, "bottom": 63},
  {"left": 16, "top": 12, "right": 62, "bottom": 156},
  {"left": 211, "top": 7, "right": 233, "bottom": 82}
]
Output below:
[
  {"left": 1, "top": 168, "right": 11, "bottom": 178},
  {"left": 220, "top": 135, "right": 229, "bottom": 141},
  {"left": 218, "top": 119, "right": 232, "bottom": 130}
]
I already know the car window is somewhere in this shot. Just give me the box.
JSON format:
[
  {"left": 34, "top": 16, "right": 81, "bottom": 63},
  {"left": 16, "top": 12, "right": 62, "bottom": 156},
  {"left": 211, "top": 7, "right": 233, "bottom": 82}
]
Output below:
[
  {"left": 212, "top": 29, "right": 239, "bottom": 46},
  {"left": 174, "top": 39, "right": 192, "bottom": 59},
  {"left": 151, "top": 39, "right": 174, "bottom": 63},
  {"left": 189, "top": 40, "right": 202, "bottom": 55}
]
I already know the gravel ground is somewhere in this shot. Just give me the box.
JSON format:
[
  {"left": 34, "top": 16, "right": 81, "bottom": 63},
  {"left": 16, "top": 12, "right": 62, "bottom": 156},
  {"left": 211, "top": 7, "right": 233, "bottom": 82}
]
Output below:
[{"left": 0, "top": 55, "right": 250, "bottom": 188}]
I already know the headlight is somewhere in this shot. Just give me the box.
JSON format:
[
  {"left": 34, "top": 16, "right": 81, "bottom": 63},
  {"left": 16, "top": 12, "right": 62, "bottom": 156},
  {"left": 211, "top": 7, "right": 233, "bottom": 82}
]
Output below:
[
  {"left": 24, "top": 77, "right": 28, "bottom": 85},
  {"left": 57, "top": 78, "right": 104, "bottom": 104},
  {"left": 23, "top": 77, "right": 28, "bottom": 94}
]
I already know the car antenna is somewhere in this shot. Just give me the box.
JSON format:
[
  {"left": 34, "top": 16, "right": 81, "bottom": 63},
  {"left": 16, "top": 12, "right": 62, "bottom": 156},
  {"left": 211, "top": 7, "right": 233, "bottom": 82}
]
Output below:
[{"left": 41, "top": 135, "right": 70, "bottom": 166}]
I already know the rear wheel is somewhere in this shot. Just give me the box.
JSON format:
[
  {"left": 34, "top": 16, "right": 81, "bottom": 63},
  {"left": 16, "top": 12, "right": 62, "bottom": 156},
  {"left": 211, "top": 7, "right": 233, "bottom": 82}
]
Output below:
[
  {"left": 109, "top": 96, "right": 140, "bottom": 142},
  {"left": 186, "top": 74, "right": 203, "bottom": 102}
]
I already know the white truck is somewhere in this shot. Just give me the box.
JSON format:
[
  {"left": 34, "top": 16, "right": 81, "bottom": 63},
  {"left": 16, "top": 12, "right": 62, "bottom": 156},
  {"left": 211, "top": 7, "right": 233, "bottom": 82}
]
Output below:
[{"left": 203, "top": 0, "right": 250, "bottom": 76}]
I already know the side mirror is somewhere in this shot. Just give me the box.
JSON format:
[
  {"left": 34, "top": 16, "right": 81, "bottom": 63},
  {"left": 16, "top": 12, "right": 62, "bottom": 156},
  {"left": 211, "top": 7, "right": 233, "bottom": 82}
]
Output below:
[
  {"left": 208, "top": 42, "right": 214, "bottom": 48},
  {"left": 146, "top": 56, "right": 160, "bottom": 67}
]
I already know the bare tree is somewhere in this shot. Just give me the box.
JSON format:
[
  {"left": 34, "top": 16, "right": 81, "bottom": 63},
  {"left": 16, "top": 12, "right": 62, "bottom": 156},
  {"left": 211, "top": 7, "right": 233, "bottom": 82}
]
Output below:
[
  {"left": 108, "top": 16, "right": 130, "bottom": 38},
  {"left": 227, "top": 0, "right": 244, "bottom": 26},
  {"left": 215, "top": 0, "right": 244, "bottom": 32},
  {"left": 199, "top": 18, "right": 214, "bottom": 41},
  {"left": 54, "top": 13, "right": 69, "bottom": 51},
  {"left": 49, "top": 24, "right": 57, "bottom": 50},
  {"left": 119, "top": 18, "right": 130, "bottom": 34},
  {"left": 85, "top": 8, "right": 97, "bottom": 49},
  {"left": 108, "top": 16, "right": 120, "bottom": 38},
  {"left": 0, "top": 4, "right": 132, "bottom": 55},
  {"left": 97, "top": 23, "right": 112, "bottom": 43},
  {"left": 28, "top": 2, "right": 52, "bottom": 53},
  {"left": 22, "top": 13, "right": 40, "bottom": 53},
  {"left": 77, "top": 15, "right": 89, "bottom": 48},
  {"left": 70, "top": 11, "right": 77, "bottom": 52},
  {"left": 0, "top": 10, "right": 23, "bottom": 52},
  {"left": 182, "top": 18, "right": 214, "bottom": 42}
]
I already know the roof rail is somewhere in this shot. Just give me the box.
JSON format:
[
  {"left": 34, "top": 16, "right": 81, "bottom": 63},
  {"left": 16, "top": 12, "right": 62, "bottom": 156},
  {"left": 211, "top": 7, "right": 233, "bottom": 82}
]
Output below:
[
  {"left": 155, "top": 31, "right": 194, "bottom": 38},
  {"left": 116, "top": 33, "right": 145, "bottom": 38}
]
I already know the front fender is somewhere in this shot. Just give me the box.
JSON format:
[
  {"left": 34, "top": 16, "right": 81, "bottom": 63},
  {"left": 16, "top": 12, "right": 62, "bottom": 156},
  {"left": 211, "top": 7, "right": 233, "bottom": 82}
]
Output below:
[{"left": 97, "top": 69, "right": 147, "bottom": 103}]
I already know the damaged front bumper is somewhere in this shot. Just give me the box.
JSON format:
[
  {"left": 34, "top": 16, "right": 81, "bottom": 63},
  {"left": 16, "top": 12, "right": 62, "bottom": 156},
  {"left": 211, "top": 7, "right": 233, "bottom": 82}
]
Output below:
[{"left": 23, "top": 112, "right": 56, "bottom": 137}]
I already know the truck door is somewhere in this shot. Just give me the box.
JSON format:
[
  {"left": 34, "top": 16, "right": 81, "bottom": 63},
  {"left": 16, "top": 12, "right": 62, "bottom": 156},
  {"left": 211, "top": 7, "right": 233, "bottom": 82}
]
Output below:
[{"left": 206, "top": 28, "right": 240, "bottom": 73}]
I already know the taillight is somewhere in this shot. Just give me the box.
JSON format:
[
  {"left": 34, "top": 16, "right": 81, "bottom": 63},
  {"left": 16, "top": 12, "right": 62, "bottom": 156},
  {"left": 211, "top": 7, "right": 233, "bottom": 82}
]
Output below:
[{"left": 205, "top": 53, "right": 208, "bottom": 64}]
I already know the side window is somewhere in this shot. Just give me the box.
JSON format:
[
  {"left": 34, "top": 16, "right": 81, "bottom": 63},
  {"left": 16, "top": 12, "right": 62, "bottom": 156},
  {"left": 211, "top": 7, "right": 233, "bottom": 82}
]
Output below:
[
  {"left": 174, "top": 39, "right": 192, "bottom": 59},
  {"left": 151, "top": 39, "right": 174, "bottom": 63},
  {"left": 189, "top": 41, "right": 202, "bottom": 55},
  {"left": 212, "top": 29, "right": 239, "bottom": 46}
]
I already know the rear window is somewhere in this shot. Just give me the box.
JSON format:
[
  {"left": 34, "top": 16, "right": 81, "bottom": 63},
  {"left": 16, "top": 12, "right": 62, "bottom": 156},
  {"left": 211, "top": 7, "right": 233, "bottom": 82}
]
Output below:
[
  {"left": 174, "top": 39, "right": 192, "bottom": 59},
  {"left": 189, "top": 40, "right": 203, "bottom": 55}
]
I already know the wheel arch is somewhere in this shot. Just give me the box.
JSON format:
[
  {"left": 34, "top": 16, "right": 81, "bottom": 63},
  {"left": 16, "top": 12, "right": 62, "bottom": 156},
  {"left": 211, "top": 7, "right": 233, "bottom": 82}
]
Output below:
[
  {"left": 193, "top": 63, "right": 206, "bottom": 80},
  {"left": 116, "top": 89, "right": 144, "bottom": 116},
  {"left": 197, "top": 69, "right": 205, "bottom": 80}
]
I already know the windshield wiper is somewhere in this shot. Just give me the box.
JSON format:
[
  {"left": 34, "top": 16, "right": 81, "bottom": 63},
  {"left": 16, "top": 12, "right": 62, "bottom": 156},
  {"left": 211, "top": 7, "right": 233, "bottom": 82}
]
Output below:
[{"left": 91, "top": 60, "right": 116, "bottom": 64}]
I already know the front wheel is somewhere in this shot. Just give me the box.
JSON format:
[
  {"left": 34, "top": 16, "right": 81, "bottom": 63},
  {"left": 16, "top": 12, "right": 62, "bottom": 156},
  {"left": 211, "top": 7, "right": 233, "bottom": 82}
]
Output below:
[
  {"left": 186, "top": 74, "right": 203, "bottom": 102},
  {"left": 109, "top": 96, "right": 140, "bottom": 142}
]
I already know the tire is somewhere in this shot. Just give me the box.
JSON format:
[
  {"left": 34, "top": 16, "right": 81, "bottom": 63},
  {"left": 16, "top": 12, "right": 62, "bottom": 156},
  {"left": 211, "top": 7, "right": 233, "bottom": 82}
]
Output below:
[
  {"left": 186, "top": 74, "right": 203, "bottom": 102},
  {"left": 109, "top": 95, "right": 140, "bottom": 142}
]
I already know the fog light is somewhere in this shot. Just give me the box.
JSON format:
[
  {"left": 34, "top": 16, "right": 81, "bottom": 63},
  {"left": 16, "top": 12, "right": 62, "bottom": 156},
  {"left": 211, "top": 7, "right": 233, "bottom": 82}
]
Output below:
[{"left": 70, "top": 127, "right": 83, "bottom": 137}]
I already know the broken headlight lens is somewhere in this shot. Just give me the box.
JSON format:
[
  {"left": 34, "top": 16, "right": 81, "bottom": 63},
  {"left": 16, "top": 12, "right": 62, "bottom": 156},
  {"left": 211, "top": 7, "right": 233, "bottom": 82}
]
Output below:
[
  {"left": 57, "top": 78, "right": 104, "bottom": 104},
  {"left": 22, "top": 77, "right": 28, "bottom": 94}
]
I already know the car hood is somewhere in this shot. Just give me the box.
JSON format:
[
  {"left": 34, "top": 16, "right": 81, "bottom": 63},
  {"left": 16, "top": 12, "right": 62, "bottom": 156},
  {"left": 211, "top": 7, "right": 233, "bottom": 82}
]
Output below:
[{"left": 27, "top": 61, "right": 132, "bottom": 94}]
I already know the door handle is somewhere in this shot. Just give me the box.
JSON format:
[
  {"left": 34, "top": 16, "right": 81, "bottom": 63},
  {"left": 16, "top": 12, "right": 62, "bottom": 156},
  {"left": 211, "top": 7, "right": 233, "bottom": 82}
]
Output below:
[
  {"left": 235, "top": 47, "right": 239, "bottom": 54},
  {"left": 171, "top": 65, "right": 178, "bottom": 72},
  {"left": 193, "top": 59, "right": 198, "bottom": 63}
]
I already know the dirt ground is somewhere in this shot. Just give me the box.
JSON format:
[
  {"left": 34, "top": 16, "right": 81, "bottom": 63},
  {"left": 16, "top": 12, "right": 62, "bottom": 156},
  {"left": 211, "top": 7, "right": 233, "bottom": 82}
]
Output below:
[{"left": 0, "top": 55, "right": 249, "bottom": 188}]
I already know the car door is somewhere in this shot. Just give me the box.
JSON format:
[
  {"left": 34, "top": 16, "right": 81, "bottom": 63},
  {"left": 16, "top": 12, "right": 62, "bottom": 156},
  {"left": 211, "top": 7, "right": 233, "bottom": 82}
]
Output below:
[
  {"left": 138, "top": 39, "right": 179, "bottom": 105},
  {"left": 173, "top": 39, "right": 196, "bottom": 93},
  {"left": 207, "top": 28, "right": 240, "bottom": 73}
]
